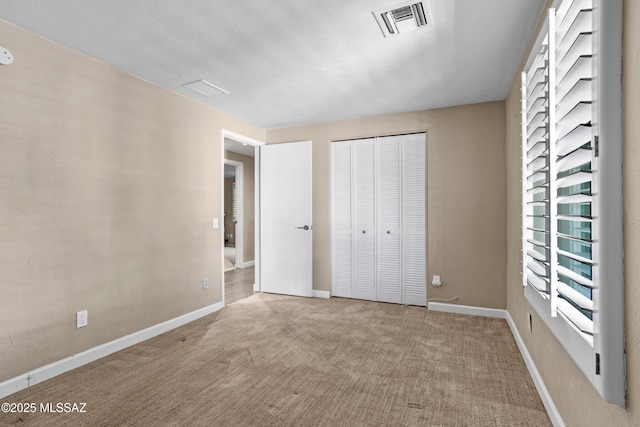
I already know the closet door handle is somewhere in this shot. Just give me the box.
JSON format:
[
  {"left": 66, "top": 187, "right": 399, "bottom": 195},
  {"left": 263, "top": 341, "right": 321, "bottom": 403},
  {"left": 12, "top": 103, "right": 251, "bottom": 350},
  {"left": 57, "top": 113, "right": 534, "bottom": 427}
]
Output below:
[
  {"left": 387, "top": 230, "right": 391, "bottom": 234},
  {"left": 362, "top": 230, "right": 366, "bottom": 234},
  {"left": 297, "top": 225, "right": 311, "bottom": 231}
]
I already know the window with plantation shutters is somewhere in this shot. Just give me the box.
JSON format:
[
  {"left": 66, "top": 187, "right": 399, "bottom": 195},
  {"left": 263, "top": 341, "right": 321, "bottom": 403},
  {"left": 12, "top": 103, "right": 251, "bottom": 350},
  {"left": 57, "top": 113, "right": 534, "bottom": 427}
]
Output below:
[{"left": 521, "top": 0, "right": 624, "bottom": 405}]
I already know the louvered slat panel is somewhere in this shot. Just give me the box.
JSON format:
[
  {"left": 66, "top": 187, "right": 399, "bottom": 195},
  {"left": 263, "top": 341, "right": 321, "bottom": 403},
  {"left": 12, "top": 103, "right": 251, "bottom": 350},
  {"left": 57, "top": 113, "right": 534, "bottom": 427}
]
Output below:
[
  {"left": 527, "top": 155, "right": 548, "bottom": 175},
  {"left": 523, "top": 32, "right": 551, "bottom": 299},
  {"left": 376, "top": 137, "right": 401, "bottom": 230},
  {"left": 556, "top": 102, "right": 591, "bottom": 140},
  {"left": 527, "top": 170, "right": 548, "bottom": 187},
  {"left": 402, "top": 134, "right": 426, "bottom": 231},
  {"left": 527, "top": 140, "right": 547, "bottom": 159},
  {"left": 555, "top": 0, "right": 592, "bottom": 39},
  {"left": 557, "top": 298, "right": 594, "bottom": 335},
  {"left": 557, "top": 264, "right": 593, "bottom": 288},
  {"left": 527, "top": 271, "right": 549, "bottom": 293},
  {"left": 557, "top": 171, "right": 591, "bottom": 188},
  {"left": 556, "top": 124, "right": 591, "bottom": 156},
  {"left": 354, "top": 140, "right": 376, "bottom": 231},
  {"left": 377, "top": 233, "right": 402, "bottom": 304},
  {"left": 556, "top": 193, "right": 591, "bottom": 204},
  {"left": 557, "top": 248, "right": 594, "bottom": 266},
  {"left": 554, "top": 0, "right": 595, "bottom": 337},
  {"left": 557, "top": 147, "right": 591, "bottom": 172},
  {"left": 354, "top": 232, "right": 376, "bottom": 301},
  {"left": 557, "top": 80, "right": 592, "bottom": 119},
  {"left": 331, "top": 143, "right": 352, "bottom": 230},
  {"left": 332, "top": 232, "right": 353, "bottom": 297},
  {"left": 557, "top": 282, "right": 593, "bottom": 311},
  {"left": 403, "top": 233, "right": 426, "bottom": 306},
  {"left": 527, "top": 128, "right": 547, "bottom": 149}
]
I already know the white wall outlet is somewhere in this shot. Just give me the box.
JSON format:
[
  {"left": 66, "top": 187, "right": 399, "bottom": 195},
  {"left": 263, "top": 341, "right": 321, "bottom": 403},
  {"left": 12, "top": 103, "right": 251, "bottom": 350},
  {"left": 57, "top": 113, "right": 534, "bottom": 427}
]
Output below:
[
  {"left": 0, "top": 47, "right": 13, "bottom": 65},
  {"left": 202, "top": 278, "right": 209, "bottom": 290},
  {"left": 213, "top": 217, "right": 219, "bottom": 229},
  {"left": 76, "top": 310, "right": 88, "bottom": 328},
  {"left": 432, "top": 275, "right": 442, "bottom": 286}
]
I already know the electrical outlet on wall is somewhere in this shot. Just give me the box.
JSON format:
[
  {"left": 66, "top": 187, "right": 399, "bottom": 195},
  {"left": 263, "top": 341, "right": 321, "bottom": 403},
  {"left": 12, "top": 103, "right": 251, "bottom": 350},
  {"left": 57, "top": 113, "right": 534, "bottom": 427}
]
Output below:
[
  {"left": 76, "top": 310, "right": 88, "bottom": 328},
  {"left": 202, "top": 278, "right": 209, "bottom": 290}
]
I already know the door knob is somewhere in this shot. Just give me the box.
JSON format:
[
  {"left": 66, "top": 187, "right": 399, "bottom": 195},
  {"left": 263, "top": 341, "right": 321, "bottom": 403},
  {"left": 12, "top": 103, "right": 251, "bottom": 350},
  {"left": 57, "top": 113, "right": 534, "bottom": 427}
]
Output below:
[{"left": 297, "top": 225, "right": 311, "bottom": 230}]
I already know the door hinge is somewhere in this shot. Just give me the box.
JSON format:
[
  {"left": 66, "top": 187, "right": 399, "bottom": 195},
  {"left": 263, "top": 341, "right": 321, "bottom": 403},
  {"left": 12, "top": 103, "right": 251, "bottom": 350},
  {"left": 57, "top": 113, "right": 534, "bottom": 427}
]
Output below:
[
  {"left": 594, "top": 135, "right": 599, "bottom": 157},
  {"left": 596, "top": 353, "right": 601, "bottom": 375}
]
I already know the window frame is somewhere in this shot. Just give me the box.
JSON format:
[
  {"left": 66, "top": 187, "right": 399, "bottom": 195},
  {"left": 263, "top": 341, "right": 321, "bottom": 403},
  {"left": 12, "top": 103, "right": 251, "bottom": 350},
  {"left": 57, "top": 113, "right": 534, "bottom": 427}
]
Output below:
[{"left": 520, "top": 0, "right": 625, "bottom": 406}]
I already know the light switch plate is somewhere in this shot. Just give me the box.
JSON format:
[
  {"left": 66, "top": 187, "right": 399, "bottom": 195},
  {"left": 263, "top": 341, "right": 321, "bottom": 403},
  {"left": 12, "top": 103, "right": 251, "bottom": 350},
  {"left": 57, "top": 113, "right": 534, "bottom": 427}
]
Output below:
[{"left": 213, "top": 217, "right": 219, "bottom": 229}]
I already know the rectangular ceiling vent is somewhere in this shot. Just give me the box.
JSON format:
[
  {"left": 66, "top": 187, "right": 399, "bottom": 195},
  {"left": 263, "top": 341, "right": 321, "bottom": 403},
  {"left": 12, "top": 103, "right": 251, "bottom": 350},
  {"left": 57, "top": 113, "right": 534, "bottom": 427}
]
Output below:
[
  {"left": 373, "top": 1, "right": 432, "bottom": 37},
  {"left": 183, "top": 80, "right": 229, "bottom": 98}
]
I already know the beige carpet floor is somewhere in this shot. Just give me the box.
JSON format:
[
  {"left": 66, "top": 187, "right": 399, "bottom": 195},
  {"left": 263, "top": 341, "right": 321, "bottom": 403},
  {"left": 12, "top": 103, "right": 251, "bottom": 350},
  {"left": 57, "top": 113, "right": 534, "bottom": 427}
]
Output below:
[{"left": 0, "top": 293, "right": 551, "bottom": 426}]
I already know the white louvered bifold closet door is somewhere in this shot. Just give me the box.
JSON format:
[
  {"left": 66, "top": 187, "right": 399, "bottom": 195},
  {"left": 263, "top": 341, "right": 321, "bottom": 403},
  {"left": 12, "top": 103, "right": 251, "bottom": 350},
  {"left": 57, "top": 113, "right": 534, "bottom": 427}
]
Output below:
[
  {"left": 376, "top": 137, "right": 402, "bottom": 304},
  {"left": 353, "top": 140, "right": 376, "bottom": 301},
  {"left": 401, "top": 134, "right": 427, "bottom": 306},
  {"left": 331, "top": 133, "right": 426, "bottom": 306},
  {"left": 331, "top": 142, "right": 353, "bottom": 298}
]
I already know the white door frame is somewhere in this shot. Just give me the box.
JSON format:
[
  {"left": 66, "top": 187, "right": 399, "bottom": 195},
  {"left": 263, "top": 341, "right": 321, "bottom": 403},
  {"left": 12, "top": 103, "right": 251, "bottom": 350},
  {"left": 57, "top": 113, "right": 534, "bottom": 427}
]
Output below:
[
  {"left": 223, "top": 159, "right": 244, "bottom": 266},
  {"left": 220, "top": 129, "right": 264, "bottom": 305}
]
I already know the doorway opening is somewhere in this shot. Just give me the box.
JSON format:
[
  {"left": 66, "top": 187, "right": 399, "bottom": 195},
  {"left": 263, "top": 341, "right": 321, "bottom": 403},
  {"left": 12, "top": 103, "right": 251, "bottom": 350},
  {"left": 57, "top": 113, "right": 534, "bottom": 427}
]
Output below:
[{"left": 222, "top": 130, "right": 262, "bottom": 305}]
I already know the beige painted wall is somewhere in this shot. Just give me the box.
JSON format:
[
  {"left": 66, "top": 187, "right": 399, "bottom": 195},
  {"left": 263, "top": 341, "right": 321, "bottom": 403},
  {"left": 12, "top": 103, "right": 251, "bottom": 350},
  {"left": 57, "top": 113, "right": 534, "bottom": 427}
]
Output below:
[
  {"left": 224, "top": 151, "right": 255, "bottom": 263},
  {"left": 505, "top": 1, "right": 640, "bottom": 425},
  {"left": 0, "top": 19, "right": 265, "bottom": 381},
  {"left": 267, "top": 102, "right": 507, "bottom": 308}
]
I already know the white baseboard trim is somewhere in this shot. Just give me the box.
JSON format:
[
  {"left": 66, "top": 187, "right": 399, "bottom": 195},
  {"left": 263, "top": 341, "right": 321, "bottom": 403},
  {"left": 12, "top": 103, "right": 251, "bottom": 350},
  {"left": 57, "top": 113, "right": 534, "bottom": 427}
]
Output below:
[
  {"left": 0, "top": 301, "right": 224, "bottom": 400},
  {"left": 0, "top": 375, "right": 28, "bottom": 401},
  {"left": 312, "top": 290, "right": 330, "bottom": 299},
  {"left": 506, "top": 312, "right": 564, "bottom": 427},
  {"left": 427, "top": 302, "right": 507, "bottom": 319},
  {"left": 239, "top": 260, "right": 255, "bottom": 268}
]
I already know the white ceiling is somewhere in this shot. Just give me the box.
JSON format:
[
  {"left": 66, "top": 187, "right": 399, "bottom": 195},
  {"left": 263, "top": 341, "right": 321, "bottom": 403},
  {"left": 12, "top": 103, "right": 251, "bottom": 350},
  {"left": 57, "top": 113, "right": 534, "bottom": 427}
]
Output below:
[{"left": 0, "top": 0, "right": 546, "bottom": 129}]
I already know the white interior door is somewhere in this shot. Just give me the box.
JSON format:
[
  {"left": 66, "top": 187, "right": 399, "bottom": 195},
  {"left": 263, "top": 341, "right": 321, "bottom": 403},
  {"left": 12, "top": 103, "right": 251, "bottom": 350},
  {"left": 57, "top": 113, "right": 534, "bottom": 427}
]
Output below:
[{"left": 260, "top": 141, "right": 313, "bottom": 297}]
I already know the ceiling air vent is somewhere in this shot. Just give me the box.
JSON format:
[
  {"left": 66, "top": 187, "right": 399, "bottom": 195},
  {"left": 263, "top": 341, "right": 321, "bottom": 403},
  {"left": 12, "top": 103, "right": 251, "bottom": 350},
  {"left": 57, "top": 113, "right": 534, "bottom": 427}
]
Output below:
[
  {"left": 373, "top": 1, "right": 432, "bottom": 37},
  {"left": 182, "top": 80, "right": 229, "bottom": 98}
]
